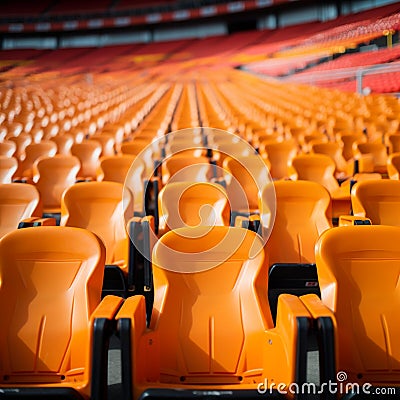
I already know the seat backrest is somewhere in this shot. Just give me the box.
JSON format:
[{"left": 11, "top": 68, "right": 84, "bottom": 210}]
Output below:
[
  {"left": 61, "top": 181, "right": 133, "bottom": 268},
  {"left": 387, "top": 152, "right": 400, "bottom": 180},
  {"left": 388, "top": 134, "right": 400, "bottom": 154},
  {"left": 261, "top": 180, "right": 332, "bottom": 265},
  {"left": 50, "top": 134, "right": 74, "bottom": 155},
  {"left": 311, "top": 142, "right": 348, "bottom": 173},
  {"left": 100, "top": 154, "right": 137, "bottom": 184},
  {"left": 351, "top": 179, "right": 400, "bottom": 226},
  {"left": 89, "top": 135, "right": 116, "bottom": 157},
  {"left": 71, "top": 141, "right": 102, "bottom": 179},
  {"left": 356, "top": 142, "right": 388, "bottom": 167},
  {"left": 0, "top": 141, "right": 17, "bottom": 157},
  {"left": 158, "top": 181, "right": 230, "bottom": 233},
  {"left": 4, "top": 122, "right": 23, "bottom": 139},
  {"left": 120, "top": 142, "right": 153, "bottom": 175},
  {"left": 0, "top": 226, "right": 105, "bottom": 384},
  {"left": 17, "top": 141, "right": 57, "bottom": 178},
  {"left": 0, "top": 156, "right": 18, "bottom": 183},
  {"left": 223, "top": 155, "right": 271, "bottom": 211},
  {"left": 262, "top": 140, "right": 298, "bottom": 180},
  {"left": 214, "top": 141, "right": 254, "bottom": 165},
  {"left": 151, "top": 225, "right": 270, "bottom": 383},
  {"left": 164, "top": 136, "right": 203, "bottom": 157},
  {"left": 163, "top": 155, "right": 211, "bottom": 185},
  {"left": 0, "top": 183, "right": 40, "bottom": 238},
  {"left": 315, "top": 225, "right": 400, "bottom": 383},
  {"left": 291, "top": 153, "right": 339, "bottom": 193},
  {"left": 35, "top": 155, "right": 80, "bottom": 212},
  {"left": 8, "top": 133, "right": 32, "bottom": 160},
  {"left": 339, "top": 133, "right": 365, "bottom": 161}
]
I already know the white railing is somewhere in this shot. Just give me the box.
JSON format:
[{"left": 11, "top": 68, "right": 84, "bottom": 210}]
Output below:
[{"left": 281, "top": 61, "right": 400, "bottom": 95}]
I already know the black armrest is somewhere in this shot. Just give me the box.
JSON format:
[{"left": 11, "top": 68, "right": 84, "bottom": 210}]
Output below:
[
  {"left": 18, "top": 217, "right": 57, "bottom": 228},
  {"left": 127, "top": 216, "right": 154, "bottom": 326},
  {"left": 268, "top": 263, "right": 320, "bottom": 323},
  {"left": 143, "top": 177, "right": 160, "bottom": 235}
]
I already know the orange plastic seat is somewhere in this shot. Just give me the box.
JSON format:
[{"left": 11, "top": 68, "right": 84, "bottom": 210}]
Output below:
[
  {"left": 162, "top": 154, "right": 212, "bottom": 185},
  {"left": 164, "top": 134, "right": 204, "bottom": 158},
  {"left": 338, "top": 133, "right": 366, "bottom": 161},
  {"left": 387, "top": 152, "right": 400, "bottom": 180},
  {"left": 121, "top": 141, "right": 153, "bottom": 176},
  {"left": 261, "top": 140, "right": 298, "bottom": 180},
  {"left": 116, "top": 225, "right": 313, "bottom": 399},
  {"left": 15, "top": 141, "right": 57, "bottom": 180},
  {"left": 0, "top": 183, "right": 40, "bottom": 238},
  {"left": 50, "top": 134, "right": 74, "bottom": 155},
  {"left": 4, "top": 121, "right": 23, "bottom": 139},
  {"left": 0, "top": 156, "right": 18, "bottom": 183},
  {"left": 99, "top": 154, "right": 136, "bottom": 184},
  {"left": 351, "top": 179, "right": 400, "bottom": 226},
  {"left": 355, "top": 142, "right": 388, "bottom": 174},
  {"left": 263, "top": 180, "right": 332, "bottom": 265},
  {"left": 212, "top": 140, "right": 255, "bottom": 166},
  {"left": 0, "top": 140, "right": 17, "bottom": 157},
  {"left": 291, "top": 153, "right": 351, "bottom": 219},
  {"left": 0, "top": 226, "right": 123, "bottom": 399},
  {"left": 71, "top": 141, "right": 102, "bottom": 180},
  {"left": 8, "top": 133, "right": 32, "bottom": 160},
  {"left": 61, "top": 181, "right": 133, "bottom": 272},
  {"left": 260, "top": 180, "right": 332, "bottom": 320},
  {"left": 89, "top": 134, "right": 116, "bottom": 157},
  {"left": 158, "top": 181, "right": 230, "bottom": 235},
  {"left": 311, "top": 141, "right": 351, "bottom": 178},
  {"left": 387, "top": 134, "right": 400, "bottom": 154},
  {"left": 222, "top": 154, "right": 272, "bottom": 216},
  {"left": 35, "top": 155, "right": 80, "bottom": 214},
  {"left": 302, "top": 225, "right": 400, "bottom": 389}
]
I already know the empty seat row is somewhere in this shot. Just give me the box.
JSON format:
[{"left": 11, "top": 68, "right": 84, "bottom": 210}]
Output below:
[{"left": 2, "top": 221, "right": 400, "bottom": 399}]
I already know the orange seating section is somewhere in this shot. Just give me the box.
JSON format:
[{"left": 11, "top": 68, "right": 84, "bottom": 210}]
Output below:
[{"left": 1, "top": 3, "right": 400, "bottom": 398}]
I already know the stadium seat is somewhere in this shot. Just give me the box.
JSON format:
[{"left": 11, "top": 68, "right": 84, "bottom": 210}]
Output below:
[
  {"left": 0, "top": 226, "right": 123, "bottom": 399},
  {"left": 50, "top": 134, "right": 74, "bottom": 155},
  {"left": 222, "top": 154, "right": 272, "bottom": 222},
  {"left": 162, "top": 154, "right": 212, "bottom": 185},
  {"left": 387, "top": 152, "right": 400, "bottom": 180},
  {"left": 158, "top": 181, "right": 230, "bottom": 235},
  {"left": 8, "top": 133, "right": 32, "bottom": 160},
  {"left": 116, "top": 225, "right": 313, "bottom": 400},
  {"left": 71, "top": 141, "right": 102, "bottom": 180},
  {"left": 89, "top": 134, "right": 116, "bottom": 157},
  {"left": 99, "top": 154, "right": 137, "bottom": 184},
  {"left": 34, "top": 155, "right": 80, "bottom": 216},
  {"left": 261, "top": 140, "right": 298, "bottom": 180},
  {"left": 338, "top": 133, "right": 366, "bottom": 161},
  {"left": 121, "top": 142, "right": 154, "bottom": 176},
  {"left": 0, "top": 156, "right": 18, "bottom": 183},
  {"left": 15, "top": 141, "right": 57, "bottom": 180},
  {"left": 354, "top": 142, "right": 388, "bottom": 175},
  {"left": 260, "top": 180, "right": 332, "bottom": 321},
  {"left": 387, "top": 134, "right": 400, "bottom": 154},
  {"left": 351, "top": 179, "right": 400, "bottom": 226},
  {"left": 311, "top": 141, "right": 352, "bottom": 179},
  {"left": 301, "top": 225, "right": 400, "bottom": 394},
  {"left": 61, "top": 181, "right": 134, "bottom": 297},
  {"left": 291, "top": 153, "right": 351, "bottom": 220},
  {"left": 0, "top": 140, "right": 17, "bottom": 157},
  {"left": 0, "top": 182, "right": 40, "bottom": 238}
]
